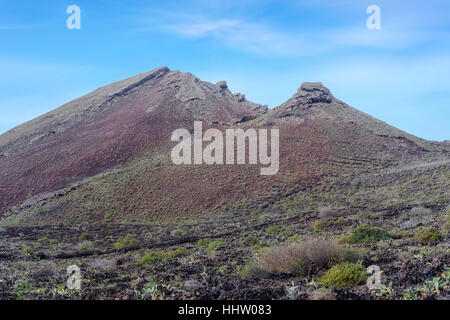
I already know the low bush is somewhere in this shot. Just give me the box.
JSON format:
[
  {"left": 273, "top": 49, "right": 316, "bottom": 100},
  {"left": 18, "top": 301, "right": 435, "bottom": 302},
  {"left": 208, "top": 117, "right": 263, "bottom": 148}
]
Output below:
[
  {"left": 196, "top": 238, "right": 212, "bottom": 247},
  {"left": 312, "top": 219, "right": 334, "bottom": 232},
  {"left": 414, "top": 227, "right": 443, "bottom": 245},
  {"left": 251, "top": 241, "right": 362, "bottom": 277},
  {"left": 344, "top": 225, "right": 390, "bottom": 244},
  {"left": 207, "top": 240, "right": 226, "bottom": 252},
  {"left": 114, "top": 235, "right": 141, "bottom": 249},
  {"left": 23, "top": 247, "right": 37, "bottom": 255},
  {"left": 78, "top": 245, "right": 89, "bottom": 252},
  {"left": 169, "top": 247, "right": 190, "bottom": 257},
  {"left": 37, "top": 237, "right": 58, "bottom": 245},
  {"left": 196, "top": 238, "right": 226, "bottom": 251},
  {"left": 320, "top": 262, "right": 367, "bottom": 288},
  {"left": 79, "top": 232, "right": 89, "bottom": 241},
  {"left": 286, "top": 234, "right": 302, "bottom": 243},
  {"left": 238, "top": 261, "right": 269, "bottom": 279},
  {"left": 138, "top": 251, "right": 172, "bottom": 265},
  {"left": 266, "top": 226, "right": 279, "bottom": 234},
  {"left": 241, "top": 236, "right": 260, "bottom": 247},
  {"left": 394, "top": 230, "right": 411, "bottom": 238}
]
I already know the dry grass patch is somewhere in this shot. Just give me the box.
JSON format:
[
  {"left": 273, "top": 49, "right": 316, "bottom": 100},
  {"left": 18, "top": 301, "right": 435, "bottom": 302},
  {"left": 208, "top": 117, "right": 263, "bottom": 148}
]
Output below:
[{"left": 242, "top": 241, "right": 362, "bottom": 278}]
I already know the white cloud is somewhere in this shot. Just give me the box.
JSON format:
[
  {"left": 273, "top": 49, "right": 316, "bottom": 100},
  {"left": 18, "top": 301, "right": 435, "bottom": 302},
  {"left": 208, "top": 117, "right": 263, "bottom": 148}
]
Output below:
[
  {"left": 140, "top": 8, "right": 449, "bottom": 57},
  {"left": 165, "top": 18, "right": 240, "bottom": 36},
  {"left": 150, "top": 13, "right": 305, "bottom": 56}
]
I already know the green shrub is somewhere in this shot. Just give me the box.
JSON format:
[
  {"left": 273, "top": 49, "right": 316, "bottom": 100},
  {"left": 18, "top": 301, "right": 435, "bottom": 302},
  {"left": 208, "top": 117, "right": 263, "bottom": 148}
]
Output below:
[
  {"left": 114, "top": 235, "right": 141, "bottom": 249},
  {"left": 37, "top": 237, "right": 58, "bottom": 245},
  {"left": 207, "top": 240, "right": 226, "bottom": 252},
  {"left": 394, "top": 230, "right": 411, "bottom": 238},
  {"left": 78, "top": 245, "right": 89, "bottom": 252},
  {"left": 12, "top": 280, "right": 39, "bottom": 300},
  {"left": 23, "top": 247, "right": 37, "bottom": 255},
  {"left": 266, "top": 226, "right": 279, "bottom": 234},
  {"left": 238, "top": 261, "right": 269, "bottom": 279},
  {"left": 138, "top": 251, "right": 172, "bottom": 265},
  {"left": 286, "top": 234, "right": 302, "bottom": 243},
  {"left": 79, "top": 232, "right": 89, "bottom": 241},
  {"left": 320, "top": 262, "right": 367, "bottom": 288},
  {"left": 196, "top": 238, "right": 226, "bottom": 251},
  {"left": 255, "top": 241, "right": 362, "bottom": 277},
  {"left": 414, "top": 227, "right": 443, "bottom": 245},
  {"left": 196, "top": 238, "right": 212, "bottom": 247},
  {"left": 169, "top": 247, "right": 190, "bottom": 257},
  {"left": 241, "top": 236, "right": 260, "bottom": 247},
  {"left": 313, "top": 219, "right": 334, "bottom": 232},
  {"left": 344, "top": 225, "right": 390, "bottom": 244},
  {"left": 280, "top": 231, "right": 290, "bottom": 237}
]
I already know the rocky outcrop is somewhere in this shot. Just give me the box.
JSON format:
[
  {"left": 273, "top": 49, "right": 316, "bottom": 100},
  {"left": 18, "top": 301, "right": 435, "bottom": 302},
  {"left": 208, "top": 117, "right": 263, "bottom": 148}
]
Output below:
[{"left": 293, "top": 82, "right": 334, "bottom": 105}]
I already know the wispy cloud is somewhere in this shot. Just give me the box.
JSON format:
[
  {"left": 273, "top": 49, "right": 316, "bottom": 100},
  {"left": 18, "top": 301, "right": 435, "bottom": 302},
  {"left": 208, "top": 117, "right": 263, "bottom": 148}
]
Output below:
[
  {"left": 137, "top": 7, "right": 447, "bottom": 57},
  {"left": 165, "top": 18, "right": 240, "bottom": 37},
  {"left": 142, "top": 12, "right": 305, "bottom": 56}
]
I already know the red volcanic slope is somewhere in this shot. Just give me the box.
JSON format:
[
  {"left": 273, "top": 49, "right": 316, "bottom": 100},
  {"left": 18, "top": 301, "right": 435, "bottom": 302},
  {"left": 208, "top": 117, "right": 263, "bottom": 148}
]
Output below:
[
  {"left": 0, "top": 67, "right": 266, "bottom": 217},
  {"left": 0, "top": 70, "right": 447, "bottom": 223}
]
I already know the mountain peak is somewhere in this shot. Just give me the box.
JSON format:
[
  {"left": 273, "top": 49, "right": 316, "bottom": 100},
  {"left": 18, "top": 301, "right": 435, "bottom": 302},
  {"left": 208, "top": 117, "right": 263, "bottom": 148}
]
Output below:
[
  {"left": 292, "top": 82, "right": 334, "bottom": 104},
  {"left": 148, "top": 66, "right": 170, "bottom": 74},
  {"left": 299, "top": 81, "right": 327, "bottom": 90},
  {"left": 269, "top": 82, "right": 335, "bottom": 118}
]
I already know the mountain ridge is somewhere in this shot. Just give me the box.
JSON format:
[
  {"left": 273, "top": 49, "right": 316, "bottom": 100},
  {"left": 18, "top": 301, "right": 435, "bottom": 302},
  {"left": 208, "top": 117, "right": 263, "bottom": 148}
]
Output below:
[{"left": 0, "top": 66, "right": 448, "bottom": 225}]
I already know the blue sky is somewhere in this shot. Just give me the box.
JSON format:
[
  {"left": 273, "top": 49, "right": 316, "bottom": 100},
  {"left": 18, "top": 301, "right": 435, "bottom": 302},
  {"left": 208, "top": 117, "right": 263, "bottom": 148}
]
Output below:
[{"left": 0, "top": 0, "right": 449, "bottom": 140}]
